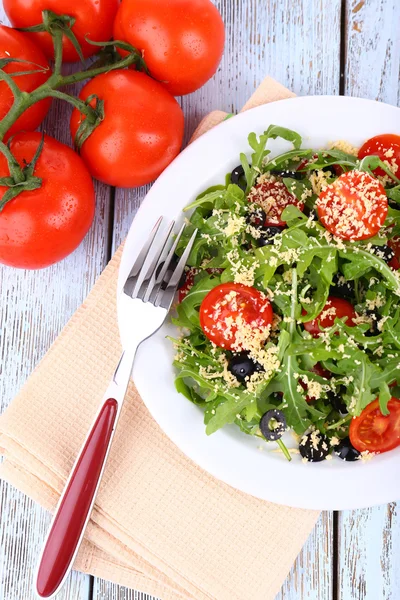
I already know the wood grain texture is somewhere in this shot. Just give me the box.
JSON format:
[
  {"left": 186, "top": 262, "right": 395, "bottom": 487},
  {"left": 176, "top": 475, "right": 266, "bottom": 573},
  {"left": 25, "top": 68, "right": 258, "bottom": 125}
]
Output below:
[
  {"left": 339, "top": 504, "right": 400, "bottom": 600},
  {"left": 344, "top": 0, "right": 400, "bottom": 105},
  {"left": 339, "top": 3, "right": 400, "bottom": 599},
  {"left": 104, "top": 2, "right": 341, "bottom": 600},
  {"left": 0, "top": 8, "right": 111, "bottom": 600}
]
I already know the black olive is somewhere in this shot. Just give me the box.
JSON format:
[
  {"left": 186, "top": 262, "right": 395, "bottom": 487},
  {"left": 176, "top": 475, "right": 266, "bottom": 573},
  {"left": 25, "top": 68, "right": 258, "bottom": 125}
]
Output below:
[
  {"left": 269, "top": 169, "right": 304, "bottom": 180},
  {"left": 228, "top": 352, "right": 257, "bottom": 383},
  {"left": 257, "top": 226, "right": 283, "bottom": 247},
  {"left": 365, "top": 309, "right": 380, "bottom": 337},
  {"left": 246, "top": 206, "right": 266, "bottom": 229},
  {"left": 231, "top": 164, "right": 247, "bottom": 191},
  {"left": 329, "top": 273, "right": 355, "bottom": 300},
  {"left": 321, "top": 165, "right": 337, "bottom": 176},
  {"left": 299, "top": 431, "right": 330, "bottom": 462},
  {"left": 260, "top": 409, "right": 287, "bottom": 441},
  {"left": 241, "top": 241, "right": 253, "bottom": 251},
  {"left": 327, "top": 390, "right": 348, "bottom": 414},
  {"left": 254, "top": 361, "right": 265, "bottom": 373},
  {"left": 371, "top": 244, "right": 395, "bottom": 263},
  {"left": 334, "top": 437, "right": 361, "bottom": 462}
]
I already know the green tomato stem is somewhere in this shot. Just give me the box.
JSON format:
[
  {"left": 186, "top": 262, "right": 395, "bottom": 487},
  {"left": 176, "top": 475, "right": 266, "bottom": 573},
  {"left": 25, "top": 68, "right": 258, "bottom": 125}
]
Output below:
[
  {"left": 0, "top": 141, "right": 24, "bottom": 183},
  {"left": 52, "top": 29, "right": 64, "bottom": 77},
  {"left": 0, "top": 68, "right": 21, "bottom": 99}
]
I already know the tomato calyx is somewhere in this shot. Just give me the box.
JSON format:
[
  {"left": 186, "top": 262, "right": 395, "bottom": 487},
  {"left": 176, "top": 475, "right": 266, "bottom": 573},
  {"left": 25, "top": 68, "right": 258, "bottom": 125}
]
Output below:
[
  {"left": 73, "top": 94, "right": 105, "bottom": 150},
  {"left": 18, "top": 10, "right": 85, "bottom": 62},
  {"left": 0, "top": 133, "right": 43, "bottom": 210}
]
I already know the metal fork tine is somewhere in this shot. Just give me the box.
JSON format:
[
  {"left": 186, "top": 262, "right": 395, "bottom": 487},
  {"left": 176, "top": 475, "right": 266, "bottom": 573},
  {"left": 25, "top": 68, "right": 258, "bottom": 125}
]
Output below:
[
  {"left": 156, "top": 228, "right": 198, "bottom": 309},
  {"left": 135, "top": 220, "right": 175, "bottom": 301},
  {"left": 123, "top": 217, "right": 163, "bottom": 297},
  {"left": 147, "top": 223, "right": 186, "bottom": 304}
]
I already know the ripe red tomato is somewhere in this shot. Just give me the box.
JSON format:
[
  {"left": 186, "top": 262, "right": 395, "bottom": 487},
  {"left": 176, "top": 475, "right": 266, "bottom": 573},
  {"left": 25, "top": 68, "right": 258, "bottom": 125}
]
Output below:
[
  {"left": 199, "top": 282, "right": 273, "bottom": 350},
  {"left": 113, "top": 0, "right": 225, "bottom": 96},
  {"left": 3, "top": 0, "right": 119, "bottom": 62},
  {"left": 0, "top": 133, "right": 95, "bottom": 269},
  {"left": 248, "top": 179, "right": 304, "bottom": 226},
  {"left": 303, "top": 296, "right": 357, "bottom": 337},
  {"left": 350, "top": 398, "right": 400, "bottom": 453},
  {"left": 358, "top": 134, "right": 400, "bottom": 179},
  {"left": 70, "top": 70, "right": 184, "bottom": 188},
  {"left": 388, "top": 237, "right": 400, "bottom": 270},
  {"left": 317, "top": 171, "right": 388, "bottom": 240},
  {"left": 0, "top": 26, "right": 51, "bottom": 140}
]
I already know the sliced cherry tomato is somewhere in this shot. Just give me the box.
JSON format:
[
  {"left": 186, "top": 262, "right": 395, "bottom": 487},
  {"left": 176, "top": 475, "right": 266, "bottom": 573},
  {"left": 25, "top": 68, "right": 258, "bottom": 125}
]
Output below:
[
  {"left": 358, "top": 134, "right": 400, "bottom": 179},
  {"left": 303, "top": 296, "right": 357, "bottom": 338},
  {"left": 388, "top": 237, "right": 400, "bottom": 270},
  {"left": 317, "top": 170, "right": 388, "bottom": 240},
  {"left": 349, "top": 398, "right": 400, "bottom": 453},
  {"left": 70, "top": 70, "right": 184, "bottom": 187},
  {"left": 0, "top": 132, "right": 95, "bottom": 269},
  {"left": 0, "top": 26, "right": 51, "bottom": 140},
  {"left": 4, "top": 0, "right": 119, "bottom": 62},
  {"left": 248, "top": 179, "right": 304, "bottom": 227},
  {"left": 199, "top": 282, "right": 273, "bottom": 350},
  {"left": 113, "top": 0, "right": 225, "bottom": 96}
]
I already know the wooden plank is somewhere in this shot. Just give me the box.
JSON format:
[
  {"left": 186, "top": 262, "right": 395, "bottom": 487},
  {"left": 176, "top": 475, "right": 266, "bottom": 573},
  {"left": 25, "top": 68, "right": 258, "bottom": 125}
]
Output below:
[
  {"left": 0, "top": 8, "right": 112, "bottom": 599},
  {"left": 339, "top": 2, "right": 400, "bottom": 599},
  {"left": 344, "top": 0, "right": 400, "bottom": 105},
  {"left": 338, "top": 504, "right": 400, "bottom": 600},
  {"left": 97, "top": 1, "right": 341, "bottom": 599}
]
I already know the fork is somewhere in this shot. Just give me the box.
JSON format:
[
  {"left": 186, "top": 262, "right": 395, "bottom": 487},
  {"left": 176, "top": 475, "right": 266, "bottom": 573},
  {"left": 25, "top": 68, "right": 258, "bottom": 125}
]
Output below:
[{"left": 35, "top": 217, "right": 197, "bottom": 599}]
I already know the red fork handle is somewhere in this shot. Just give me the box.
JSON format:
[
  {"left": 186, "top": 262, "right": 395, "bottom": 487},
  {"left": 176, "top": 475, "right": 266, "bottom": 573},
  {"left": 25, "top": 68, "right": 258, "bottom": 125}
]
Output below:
[{"left": 36, "top": 398, "right": 118, "bottom": 598}]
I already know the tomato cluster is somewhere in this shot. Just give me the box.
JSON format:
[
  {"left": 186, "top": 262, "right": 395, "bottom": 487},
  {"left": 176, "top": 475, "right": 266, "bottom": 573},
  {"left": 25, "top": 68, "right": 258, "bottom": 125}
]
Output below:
[{"left": 0, "top": 0, "right": 225, "bottom": 268}]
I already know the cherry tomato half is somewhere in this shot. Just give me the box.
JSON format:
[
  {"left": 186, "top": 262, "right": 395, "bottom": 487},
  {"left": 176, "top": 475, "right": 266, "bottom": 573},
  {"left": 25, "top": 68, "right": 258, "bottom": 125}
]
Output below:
[
  {"left": 303, "top": 296, "right": 357, "bottom": 338},
  {"left": 358, "top": 134, "right": 400, "bottom": 179},
  {"left": 317, "top": 170, "right": 388, "bottom": 240},
  {"left": 388, "top": 237, "right": 400, "bottom": 270},
  {"left": 350, "top": 398, "right": 400, "bottom": 453},
  {"left": 0, "top": 133, "right": 95, "bottom": 269},
  {"left": 248, "top": 179, "right": 304, "bottom": 227},
  {"left": 199, "top": 282, "right": 273, "bottom": 350},
  {"left": 113, "top": 0, "right": 225, "bottom": 96},
  {"left": 70, "top": 70, "right": 184, "bottom": 187},
  {"left": 4, "top": 0, "right": 119, "bottom": 62},
  {"left": 0, "top": 26, "right": 51, "bottom": 140}
]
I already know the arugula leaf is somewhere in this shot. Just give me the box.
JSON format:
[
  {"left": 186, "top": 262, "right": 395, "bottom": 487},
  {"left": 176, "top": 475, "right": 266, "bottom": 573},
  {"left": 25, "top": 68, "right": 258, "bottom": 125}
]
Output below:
[
  {"left": 359, "top": 155, "right": 400, "bottom": 184},
  {"left": 240, "top": 124, "right": 303, "bottom": 193},
  {"left": 387, "top": 184, "right": 400, "bottom": 204}
]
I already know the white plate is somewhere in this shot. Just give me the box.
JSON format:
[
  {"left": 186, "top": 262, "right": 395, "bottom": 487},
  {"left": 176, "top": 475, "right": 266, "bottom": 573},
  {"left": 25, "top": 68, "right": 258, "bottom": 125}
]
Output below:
[{"left": 118, "top": 96, "right": 400, "bottom": 510}]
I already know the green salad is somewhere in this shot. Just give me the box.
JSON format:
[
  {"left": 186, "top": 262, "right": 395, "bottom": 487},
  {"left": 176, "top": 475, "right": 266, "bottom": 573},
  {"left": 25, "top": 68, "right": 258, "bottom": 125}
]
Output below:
[{"left": 170, "top": 125, "right": 400, "bottom": 463}]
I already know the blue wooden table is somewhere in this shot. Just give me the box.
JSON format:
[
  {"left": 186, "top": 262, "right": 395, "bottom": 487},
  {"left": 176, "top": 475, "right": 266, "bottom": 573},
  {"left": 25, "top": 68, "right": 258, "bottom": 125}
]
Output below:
[{"left": 0, "top": 1, "right": 399, "bottom": 598}]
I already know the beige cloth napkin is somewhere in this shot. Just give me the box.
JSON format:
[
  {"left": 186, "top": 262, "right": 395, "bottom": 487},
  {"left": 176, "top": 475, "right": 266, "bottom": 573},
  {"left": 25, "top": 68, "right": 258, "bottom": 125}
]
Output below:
[{"left": 0, "top": 77, "right": 318, "bottom": 600}]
